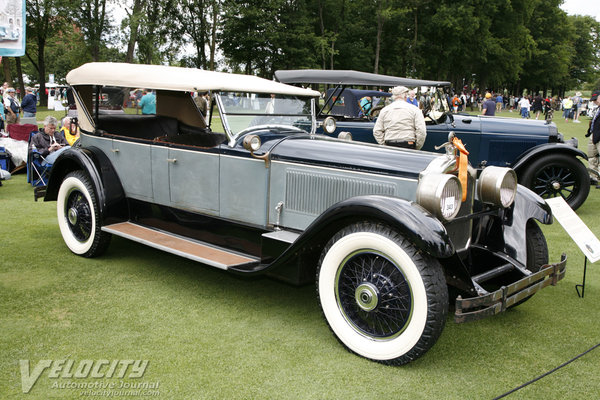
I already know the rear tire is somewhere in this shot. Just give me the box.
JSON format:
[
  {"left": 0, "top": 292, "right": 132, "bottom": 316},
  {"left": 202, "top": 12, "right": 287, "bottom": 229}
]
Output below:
[
  {"left": 57, "top": 170, "right": 111, "bottom": 257},
  {"left": 317, "top": 222, "right": 448, "bottom": 365},
  {"left": 520, "top": 154, "right": 589, "bottom": 210}
]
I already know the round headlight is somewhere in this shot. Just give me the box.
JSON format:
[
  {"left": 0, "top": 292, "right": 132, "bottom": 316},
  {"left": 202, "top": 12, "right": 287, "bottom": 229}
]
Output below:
[
  {"left": 416, "top": 174, "right": 462, "bottom": 221},
  {"left": 477, "top": 166, "right": 517, "bottom": 208},
  {"left": 323, "top": 116, "right": 337, "bottom": 134}
]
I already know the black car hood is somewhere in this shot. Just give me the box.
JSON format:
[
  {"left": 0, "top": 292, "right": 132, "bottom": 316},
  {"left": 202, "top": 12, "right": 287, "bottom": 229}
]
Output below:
[{"left": 269, "top": 134, "right": 439, "bottom": 179}]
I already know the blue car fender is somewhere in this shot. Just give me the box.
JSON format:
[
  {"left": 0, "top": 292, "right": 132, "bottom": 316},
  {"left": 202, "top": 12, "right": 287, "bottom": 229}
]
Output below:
[{"left": 511, "top": 143, "right": 587, "bottom": 174}]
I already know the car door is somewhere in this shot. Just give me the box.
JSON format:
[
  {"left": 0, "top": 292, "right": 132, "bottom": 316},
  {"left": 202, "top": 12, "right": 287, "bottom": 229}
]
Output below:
[
  {"left": 165, "top": 146, "right": 221, "bottom": 214},
  {"left": 218, "top": 147, "right": 270, "bottom": 227},
  {"left": 109, "top": 138, "right": 154, "bottom": 201}
]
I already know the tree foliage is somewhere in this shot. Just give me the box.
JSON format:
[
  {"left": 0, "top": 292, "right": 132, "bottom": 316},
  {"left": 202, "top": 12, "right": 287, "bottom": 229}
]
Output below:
[{"left": 14, "top": 0, "right": 600, "bottom": 95}]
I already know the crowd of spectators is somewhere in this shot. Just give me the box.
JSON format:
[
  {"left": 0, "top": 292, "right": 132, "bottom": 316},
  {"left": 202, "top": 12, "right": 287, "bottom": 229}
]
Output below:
[{"left": 443, "top": 89, "right": 592, "bottom": 122}]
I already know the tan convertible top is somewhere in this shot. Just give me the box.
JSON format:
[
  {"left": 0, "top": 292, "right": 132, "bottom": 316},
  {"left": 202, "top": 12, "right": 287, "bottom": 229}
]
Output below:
[{"left": 67, "top": 62, "right": 320, "bottom": 97}]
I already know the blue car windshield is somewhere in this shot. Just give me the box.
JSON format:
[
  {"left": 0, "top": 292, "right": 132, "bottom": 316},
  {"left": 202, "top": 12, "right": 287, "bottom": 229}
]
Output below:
[{"left": 218, "top": 92, "right": 313, "bottom": 137}]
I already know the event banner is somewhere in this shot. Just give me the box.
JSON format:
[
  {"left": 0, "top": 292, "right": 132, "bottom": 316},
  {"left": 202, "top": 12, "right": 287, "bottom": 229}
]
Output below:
[{"left": 0, "top": 0, "right": 25, "bottom": 56}]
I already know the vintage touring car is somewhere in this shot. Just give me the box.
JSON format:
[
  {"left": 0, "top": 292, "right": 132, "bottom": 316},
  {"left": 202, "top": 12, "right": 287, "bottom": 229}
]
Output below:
[
  {"left": 43, "top": 63, "right": 566, "bottom": 365},
  {"left": 274, "top": 69, "right": 590, "bottom": 210}
]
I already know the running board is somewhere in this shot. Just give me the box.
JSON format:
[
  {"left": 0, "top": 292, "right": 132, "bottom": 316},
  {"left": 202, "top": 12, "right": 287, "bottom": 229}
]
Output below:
[{"left": 102, "top": 222, "right": 260, "bottom": 270}]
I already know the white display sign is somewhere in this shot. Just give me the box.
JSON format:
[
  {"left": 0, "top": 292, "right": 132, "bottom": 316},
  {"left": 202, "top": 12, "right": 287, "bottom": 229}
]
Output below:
[
  {"left": 0, "top": 0, "right": 26, "bottom": 57},
  {"left": 546, "top": 197, "right": 600, "bottom": 263}
]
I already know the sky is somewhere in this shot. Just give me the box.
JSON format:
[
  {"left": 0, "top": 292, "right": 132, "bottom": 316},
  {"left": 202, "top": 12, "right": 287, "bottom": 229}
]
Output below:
[{"left": 560, "top": 0, "right": 600, "bottom": 22}]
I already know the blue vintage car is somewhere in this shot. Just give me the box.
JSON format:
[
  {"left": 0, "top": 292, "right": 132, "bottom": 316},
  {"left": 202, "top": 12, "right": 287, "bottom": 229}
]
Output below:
[
  {"left": 275, "top": 69, "right": 590, "bottom": 210},
  {"left": 43, "top": 63, "right": 566, "bottom": 366}
]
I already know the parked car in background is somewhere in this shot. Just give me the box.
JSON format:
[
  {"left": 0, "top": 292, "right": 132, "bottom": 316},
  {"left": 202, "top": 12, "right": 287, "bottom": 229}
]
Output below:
[
  {"left": 275, "top": 69, "right": 590, "bottom": 210},
  {"left": 44, "top": 63, "right": 566, "bottom": 365}
]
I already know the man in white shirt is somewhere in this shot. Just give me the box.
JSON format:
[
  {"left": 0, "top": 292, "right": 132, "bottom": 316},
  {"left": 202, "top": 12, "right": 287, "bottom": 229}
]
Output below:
[
  {"left": 373, "top": 86, "right": 426, "bottom": 149},
  {"left": 4, "top": 88, "right": 20, "bottom": 124}
]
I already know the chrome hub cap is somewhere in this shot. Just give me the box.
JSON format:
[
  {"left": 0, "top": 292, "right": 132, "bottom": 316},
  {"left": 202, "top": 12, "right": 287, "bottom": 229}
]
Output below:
[
  {"left": 68, "top": 207, "right": 78, "bottom": 225},
  {"left": 355, "top": 282, "right": 379, "bottom": 312},
  {"left": 552, "top": 181, "right": 561, "bottom": 190}
]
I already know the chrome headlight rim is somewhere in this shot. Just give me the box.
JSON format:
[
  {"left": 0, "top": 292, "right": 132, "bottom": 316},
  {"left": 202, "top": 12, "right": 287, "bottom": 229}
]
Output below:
[
  {"left": 477, "top": 166, "right": 517, "bottom": 208},
  {"left": 416, "top": 173, "right": 462, "bottom": 222}
]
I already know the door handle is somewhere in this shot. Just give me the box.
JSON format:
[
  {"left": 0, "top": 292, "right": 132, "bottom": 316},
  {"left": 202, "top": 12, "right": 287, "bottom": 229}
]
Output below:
[
  {"left": 167, "top": 158, "right": 177, "bottom": 163},
  {"left": 463, "top": 119, "right": 472, "bottom": 124},
  {"left": 111, "top": 148, "right": 120, "bottom": 153}
]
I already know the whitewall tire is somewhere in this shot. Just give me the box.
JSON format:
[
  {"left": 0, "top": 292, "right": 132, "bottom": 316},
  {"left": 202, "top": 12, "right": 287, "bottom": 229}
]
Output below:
[
  {"left": 317, "top": 223, "right": 448, "bottom": 365},
  {"left": 56, "top": 171, "right": 111, "bottom": 257}
]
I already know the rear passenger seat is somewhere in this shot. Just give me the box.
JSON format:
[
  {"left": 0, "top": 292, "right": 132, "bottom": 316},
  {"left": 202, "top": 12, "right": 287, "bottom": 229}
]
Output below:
[
  {"left": 96, "top": 114, "right": 179, "bottom": 139},
  {"left": 96, "top": 114, "right": 226, "bottom": 147}
]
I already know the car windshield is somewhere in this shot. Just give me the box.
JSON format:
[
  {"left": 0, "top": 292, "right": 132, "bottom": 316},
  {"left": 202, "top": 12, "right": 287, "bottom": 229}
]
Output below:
[{"left": 217, "top": 92, "right": 313, "bottom": 137}]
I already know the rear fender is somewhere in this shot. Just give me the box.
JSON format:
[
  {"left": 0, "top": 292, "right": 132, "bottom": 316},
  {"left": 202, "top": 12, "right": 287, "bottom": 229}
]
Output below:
[
  {"left": 512, "top": 143, "right": 587, "bottom": 175},
  {"left": 44, "top": 147, "right": 126, "bottom": 222}
]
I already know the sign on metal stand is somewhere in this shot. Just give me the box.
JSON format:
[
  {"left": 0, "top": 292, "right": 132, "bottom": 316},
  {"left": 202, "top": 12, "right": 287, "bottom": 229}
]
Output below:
[{"left": 546, "top": 197, "right": 600, "bottom": 298}]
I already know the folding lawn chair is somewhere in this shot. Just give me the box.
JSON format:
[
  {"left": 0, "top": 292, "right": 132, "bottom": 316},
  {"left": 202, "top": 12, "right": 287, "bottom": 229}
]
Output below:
[{"left": 27, "top": 131, "right": 52, "bottom": 201}]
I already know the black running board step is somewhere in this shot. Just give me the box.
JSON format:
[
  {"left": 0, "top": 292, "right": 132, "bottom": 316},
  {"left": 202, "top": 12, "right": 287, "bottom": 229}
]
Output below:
[{"left": 102, "top": 222, "right": 260, "bottom": 270}]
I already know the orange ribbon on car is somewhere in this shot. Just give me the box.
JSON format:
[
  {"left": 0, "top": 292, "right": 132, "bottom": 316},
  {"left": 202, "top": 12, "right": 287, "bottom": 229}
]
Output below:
[{"left": 452, "top": 137, "right": 470, "bottom": 201}]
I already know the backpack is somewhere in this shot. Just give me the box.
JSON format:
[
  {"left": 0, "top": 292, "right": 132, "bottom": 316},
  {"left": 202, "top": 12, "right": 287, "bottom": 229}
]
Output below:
[{"left": 8, "top": 97, "right": 19, "bottom": 113}]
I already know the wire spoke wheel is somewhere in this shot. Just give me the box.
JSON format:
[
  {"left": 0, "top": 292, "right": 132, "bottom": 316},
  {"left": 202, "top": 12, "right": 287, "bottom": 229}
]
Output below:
[
  {"left": 65, "top": 189, "right": 93, "bottom": 242},
  {"left": 336, "top": 251, "right": 412, "bottom": 338},
  {"left": 57, "top": 171, "right": 111, "bottom": 257},
  {"left": 317, "top": 223, "right": 448, "bottom": 365},
  {"left": 521, "top": 153, "right": 589, "bottom": 210}
]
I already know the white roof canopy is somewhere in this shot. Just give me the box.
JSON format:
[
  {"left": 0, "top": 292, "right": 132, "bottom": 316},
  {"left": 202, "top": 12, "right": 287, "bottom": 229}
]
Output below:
[{"left": 66, "top": 62, "right": 320, "bottom": 97}]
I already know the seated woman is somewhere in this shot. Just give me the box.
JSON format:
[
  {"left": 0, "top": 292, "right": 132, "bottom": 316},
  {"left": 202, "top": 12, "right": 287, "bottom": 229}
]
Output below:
[
  {"left": 31, "top": 116, "right": 70, "bottom": 165},
  {"left": 60, "top": 117, "right": 80, "bottom": 145}
]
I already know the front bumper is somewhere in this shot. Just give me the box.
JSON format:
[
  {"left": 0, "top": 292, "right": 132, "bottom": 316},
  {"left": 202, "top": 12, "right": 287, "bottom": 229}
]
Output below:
[{"left": 454, "top": 253, "right": 567, "bottom": 323}]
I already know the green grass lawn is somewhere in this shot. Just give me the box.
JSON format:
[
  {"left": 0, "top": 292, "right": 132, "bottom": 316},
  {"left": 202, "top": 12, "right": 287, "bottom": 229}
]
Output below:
[{"left": 1, "top": 111, "right": 599, "bottom": 399}]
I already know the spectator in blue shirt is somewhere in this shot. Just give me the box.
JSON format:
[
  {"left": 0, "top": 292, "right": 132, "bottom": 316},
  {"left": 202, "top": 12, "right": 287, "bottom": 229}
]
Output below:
[
  {"left": 138, "top": 89, "right": 156, "bottom": 115},
  {"left": 21, "top": 87, "right": 37, "bottom": 118},
  {"left": 407, "top": 90, "right": 419, "bottom": 107},
  {"left": 495, "top": 94, "right": 503, "bottom": 113}
]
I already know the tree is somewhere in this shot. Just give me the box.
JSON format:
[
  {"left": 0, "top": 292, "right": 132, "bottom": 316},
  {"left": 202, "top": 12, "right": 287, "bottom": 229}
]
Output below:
[
  {"left": 520, "top": 0, "right": 573, "bottom": 96},
  {"left": 25, "top": 0, "right": 66, "bottom": 106},
  {"left": 71, "top": 0, "right": 112, "bottom": 61},
  {"left": 568, "top": 15, "right": 600, "bottom": 88},
  {"left": 123, "top": 0, "right": 143, "bottom": 63}
]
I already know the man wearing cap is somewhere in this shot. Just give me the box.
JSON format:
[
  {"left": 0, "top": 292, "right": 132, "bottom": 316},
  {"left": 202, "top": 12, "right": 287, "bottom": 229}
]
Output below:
[
  {"left": 4, "top": 87, "right": 20, "bottom": 124},
  {"left": 586, "top": 90, "right": 600, "bottom": 184},
  {"left": 373, "top": 86, "right": 426, "bottom": 150},
  {"left": 481, "top": 92, "right": 496, "bottom": 116},
  {"left": 21, "top": 87, "right": 37, "bottom": 118}
]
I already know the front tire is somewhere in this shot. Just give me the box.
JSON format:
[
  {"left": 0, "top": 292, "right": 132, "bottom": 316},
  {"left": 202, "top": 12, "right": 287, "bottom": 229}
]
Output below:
[
  {"left": 56, "top": 170, "right": 111, "bottom": 257},
  {"left": 317, "top": 223, "right": 448, "bottom": 365},
  {"left": 520, "top": 154, "right": 589, "bottom": 210}
]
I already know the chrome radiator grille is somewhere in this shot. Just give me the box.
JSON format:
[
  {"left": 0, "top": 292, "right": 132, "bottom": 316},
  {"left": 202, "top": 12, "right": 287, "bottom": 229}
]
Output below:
[{"left": 285, "top": 169, "right": 395, "bottom": 215}]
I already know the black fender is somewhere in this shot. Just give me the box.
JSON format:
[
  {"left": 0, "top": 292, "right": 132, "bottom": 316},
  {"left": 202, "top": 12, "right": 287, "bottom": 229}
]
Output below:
[
  {"left": 259, "top": 195, "right": 454, "bottom": 278},
  {"left": 511, "top": 143, "right": 587, "bottom": 176},
  {"left": 44, "top": 146, "right": 127, "bottom": 222},
  {"left": 503, "top": 185, "right": 552, "bottom": 264}
]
